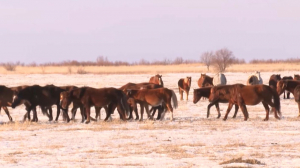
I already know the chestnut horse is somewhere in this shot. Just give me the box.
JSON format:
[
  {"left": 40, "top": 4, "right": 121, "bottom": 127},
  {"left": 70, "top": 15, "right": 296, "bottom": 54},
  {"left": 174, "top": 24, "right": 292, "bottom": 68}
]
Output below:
[
  {"left": 149, "top": 74, "right": 164, "bottom": 87},
  {"left": 268, "top": 74, "right": 281, "bottom": 91},
  {"left": 127, "top": 88, "right": 178, "bottom": 121},
  {"left": 198, "top": 74, "right": 213, "bottom": 87},
  {"left": 120, "top": 82, "right": 164, "bottom": 120},
  {"left": 209, "top": 84, "right": 281, "bottom": 121},
  {"left": 193, "top": 87, "right": 239, "bottom": 118},
  {"left": 293, "top": 85, "right": 300, "bottom": 117},
  {"left": 282, "top": 76, "right": 293, "bottom": 99},
  {"left": 198, "top": 73, "right": 226, "bottom": 88},
  {"left": 60, "top": 87, "right": 129, "bottom": 124},
  {"left": 178, "top": 77, "right": 192, "bottom": 100}
]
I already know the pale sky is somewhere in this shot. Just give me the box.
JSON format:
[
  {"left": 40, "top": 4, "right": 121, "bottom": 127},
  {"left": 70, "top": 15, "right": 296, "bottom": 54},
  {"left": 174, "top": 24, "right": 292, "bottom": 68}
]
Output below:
[{"left": 0, "top": 1, "right": 299, "bottom": 64}]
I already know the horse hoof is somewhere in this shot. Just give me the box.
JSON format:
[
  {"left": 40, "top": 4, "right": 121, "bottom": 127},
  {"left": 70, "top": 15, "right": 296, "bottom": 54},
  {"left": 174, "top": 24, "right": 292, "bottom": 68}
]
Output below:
[
  {"left": 85, "top": 121, "right": 90, "bottom": 124},
  {"left": 223, "top": 118, "right": 227, "bottom": 121}
]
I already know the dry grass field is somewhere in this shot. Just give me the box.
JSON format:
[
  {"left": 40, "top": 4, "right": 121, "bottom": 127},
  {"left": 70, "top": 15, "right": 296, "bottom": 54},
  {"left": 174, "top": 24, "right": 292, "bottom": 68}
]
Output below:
[
  {"left": 1, "top": 62, "right": 300, "bottom": 74},
  {"left": 0, "top": 70, "right": 300, "bottom": 167}
]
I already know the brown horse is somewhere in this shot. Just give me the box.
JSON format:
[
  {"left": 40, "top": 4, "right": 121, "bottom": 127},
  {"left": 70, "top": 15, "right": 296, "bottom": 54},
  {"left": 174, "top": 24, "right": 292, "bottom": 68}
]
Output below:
[
  {"left": 277, "top": 80, "right": 300, "bottom": 100},
  {"left": 127, "top": 88, "right": 178, "bottom": 121},
  {"left": 209, "top": 84, "right": 281, "bottom": 121},
  {"left": 293, "top": 85, "right": 300, "bottom": 117},
  {"left": 149, "top": 74, "right": 164, "bottom": 87},
  {"left": 0, "top": 85, "right": 18, "bottom": 121},
  {"left": 294, "top": 74, "right": 300, "bottom": 80},
  {"left": 120, "top": 82, "right": 162, "bottom": 92},
  {"left": 247, "top": 75, "right": 259, "bottom": 85},
  {"left": 193, "top": 87, "right": 239, "bottom": 118},
  {"left": 178, "top": 77, "right": 192, "bottom": 100},
  {"left": 120, "top": 82, "right": 164, "bottom": 120},
  {"left": 282, "top": 76, "right": 293, "bottom": 99},
  {"left": 127, "top": 97, "right": 139, "bottom": 120},
  {"left": 11, "top": 85, "right": 70, "bottom": 122},
  {"left": 60, "top": 87, "right": 129, "bottom": 124},
  {"left": 268, "top": 74, "right": 281, "bottom": 91},
  {"left": 198, "top": 74, "right": 213, "bottom": 87}
]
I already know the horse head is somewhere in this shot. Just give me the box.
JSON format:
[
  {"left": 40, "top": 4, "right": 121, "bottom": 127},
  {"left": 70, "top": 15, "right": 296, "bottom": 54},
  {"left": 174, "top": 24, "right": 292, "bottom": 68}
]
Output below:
[{"left": 276, "top": 80, "right": 287, "bottom": 96}]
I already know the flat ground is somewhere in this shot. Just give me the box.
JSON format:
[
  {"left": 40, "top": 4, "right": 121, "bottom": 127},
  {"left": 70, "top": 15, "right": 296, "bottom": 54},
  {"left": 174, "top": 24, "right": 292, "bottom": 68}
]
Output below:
[{"left": 0, "top": 72, "right": 299, "bottom": 168}]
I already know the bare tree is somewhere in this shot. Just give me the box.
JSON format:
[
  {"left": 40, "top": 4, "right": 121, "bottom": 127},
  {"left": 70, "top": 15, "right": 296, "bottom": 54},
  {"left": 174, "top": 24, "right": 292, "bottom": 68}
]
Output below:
[
  {"left": 200, "top": 51, "right": 213, "bottom": 71},
  {"left": 212, "top": 48, "right": 235, "bottom": 72}
]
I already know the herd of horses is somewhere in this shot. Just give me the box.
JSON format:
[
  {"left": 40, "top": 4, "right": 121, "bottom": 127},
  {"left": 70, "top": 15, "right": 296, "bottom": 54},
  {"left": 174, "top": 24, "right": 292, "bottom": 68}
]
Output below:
[{"left": 0, "top": 72, "right": 300, "bottom": 124}]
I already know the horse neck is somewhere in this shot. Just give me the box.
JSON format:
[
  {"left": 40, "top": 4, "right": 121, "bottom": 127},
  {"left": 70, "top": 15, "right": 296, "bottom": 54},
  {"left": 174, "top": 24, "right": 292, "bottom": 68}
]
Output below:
[{"left": 197, "top": 88, "right": 211, "bottom": 98}]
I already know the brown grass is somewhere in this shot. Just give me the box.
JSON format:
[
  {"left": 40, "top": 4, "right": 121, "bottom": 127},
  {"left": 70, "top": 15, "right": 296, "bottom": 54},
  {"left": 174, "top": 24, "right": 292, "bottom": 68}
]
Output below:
[{"left": 0, "top": 63, "right": 299, "bottom": 74}]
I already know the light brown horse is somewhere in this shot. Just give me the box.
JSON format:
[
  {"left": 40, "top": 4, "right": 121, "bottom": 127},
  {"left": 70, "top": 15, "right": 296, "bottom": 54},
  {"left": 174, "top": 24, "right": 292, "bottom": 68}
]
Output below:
[
  {"left": 60, "top": 87, "right": 129, "bottom": 124},
  {"left": 193, "top": 87, "right": 239, "bottom": 119},
  {"left": 127, "top": 88, "right": 178, "bottom": 121},
  {"left": 209, "top": 84, "right": 281, "bottom": 121},
  {"left": 178, "top": 77, "right": 192, "bottom": 100},
  {"left": 149, "top": 74, "right": 164, "bottom": 87}
]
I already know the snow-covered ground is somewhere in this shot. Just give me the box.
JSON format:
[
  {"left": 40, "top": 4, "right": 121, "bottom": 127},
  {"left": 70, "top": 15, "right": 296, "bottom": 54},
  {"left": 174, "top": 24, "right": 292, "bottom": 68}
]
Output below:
[{"left": 0, "top": 72, "right": 300, "bottom": 168}]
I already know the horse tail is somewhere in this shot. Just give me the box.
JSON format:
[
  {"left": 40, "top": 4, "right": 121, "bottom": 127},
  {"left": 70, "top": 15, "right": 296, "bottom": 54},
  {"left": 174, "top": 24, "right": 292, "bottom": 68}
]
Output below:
[
  {"left": 171, "top": 90, "right": 178, "bottom": 109},
  {"left": 271, "top": 88, "right": 281, "bottom": 116}
]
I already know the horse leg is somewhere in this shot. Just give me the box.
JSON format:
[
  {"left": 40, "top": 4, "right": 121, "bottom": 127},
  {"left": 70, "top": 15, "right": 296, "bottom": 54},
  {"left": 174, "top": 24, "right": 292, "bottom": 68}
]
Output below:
[
  {"left": 32, "top": 107, "right": 38, "bottom": 122},
  {"left": 71, "top": 106, "right": 77, "bottom": 121},
  {"left": 232, "top": 104, "right": 239, "bottom": 118},
  {"left": 156, "top": 106, "right": 163, "bottom": 120},
  {"left": 287, "top": 91, "right": 290, "bottom": 99},
  {"left": 145, "top": 104, "right": 153, "bottom": 120},
  {"left": 283, "top": 91, "right": 286, "bottom": 99},
  {"left": 298, "top": 102, "right": 300, "bottom": 117},
  {"left": 207, "top": 101, "right": 217, "bottom": 118},
  {"left": 95, "top": 106, "right": 101, "bottom": 121},
  {"left": 186, "top": 90, "right": 189, "bottom": 100},
  {"left": 262, "top": 102, "right": 270, "bottom": 121},
  {"left": 223, "top": 103, "right": 234, "bottom": 121},
  {"left": 179, "top": 88, "right": 183, "bottom": 100},
  {"left": 116, "top": 103, "right": 127, "bottom": 121},
  {"left": 166, "top": 103, "right": 174, "bottom": 121},
  {"left": 3, "top": 106, "right": 13, "bottom": 122},
  {"left": 215, "top": 103, "right": 221, "bottom": 119},
  {"left": 85, "top": 106, "right": 91, "bottom": 124},
  {"left": 48, "top": 108, "right": 53, "bottom": 121},
  {"left": 79, "top": 106, "right": 85, "bottom": 123},
  {"left": 139, "top": 104, "right": 145, "bottom": 121},
  {"left": 104, "top": 104, "right": 115, "bottom": 121}
]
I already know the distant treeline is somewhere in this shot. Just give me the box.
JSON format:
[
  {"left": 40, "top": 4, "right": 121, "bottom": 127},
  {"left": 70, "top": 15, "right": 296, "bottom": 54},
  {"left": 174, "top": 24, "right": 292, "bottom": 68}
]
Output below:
[{"left": 0, "top": 56, "right": 299, "bottom": 67}]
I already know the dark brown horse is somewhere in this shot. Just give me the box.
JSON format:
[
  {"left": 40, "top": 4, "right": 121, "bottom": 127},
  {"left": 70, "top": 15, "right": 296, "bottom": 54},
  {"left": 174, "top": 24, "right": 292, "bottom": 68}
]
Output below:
[
  {"left": 178, "top": 77, "right": 192, "bottom": 100},
  {"left": 294, "top": 74, "right": 300, "bottom": 80},
  {"left": 0, "top": 85, "right": 18, "bottom": 121},
  {"left": 209, "top": 84, "right": 281, "bottom": 121},
  {"left": 268, "top": 74, "right": 281, "bottom": 91},
  {"left": 193, "top": 87, "right": 239, "bottom": 118},
  {"left": 127, "top": 88, "right": 178, "bottom": 121},
  {"left": 149, "top": 74, "right": 164, "bottom": 87},
  {"left": 277, "top": 80, "right": 300, "bottom": 100},
  {"left": 60, "top": 87, "right": 129, "bottom": 124},
  {"left": 282, "top": 76, "right": 293, "bottom": 99},
  {"left": 293, "top": 85, "right": 300, "bottom": 117},
  {"left": 11, "top": 85, "right": 70, "bottom": 122},
  {"left": 198, "top": 74, "right": 213, "bottom": 87}
]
